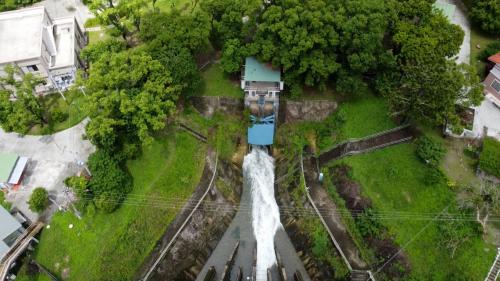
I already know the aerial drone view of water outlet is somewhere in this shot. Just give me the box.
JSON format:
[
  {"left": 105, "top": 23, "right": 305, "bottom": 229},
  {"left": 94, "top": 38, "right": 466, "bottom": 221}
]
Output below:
[{"left": 196, "top": 58, "right": 311, "bottom": 281}]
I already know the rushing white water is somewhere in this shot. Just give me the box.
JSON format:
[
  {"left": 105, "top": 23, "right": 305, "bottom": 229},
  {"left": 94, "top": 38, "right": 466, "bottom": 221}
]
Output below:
[{"left": 243, "top": 146, "right": 282, "bottom": 281}]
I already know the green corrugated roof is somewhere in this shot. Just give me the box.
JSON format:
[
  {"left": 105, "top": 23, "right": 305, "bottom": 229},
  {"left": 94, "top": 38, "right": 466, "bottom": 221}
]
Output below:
[
  {"left": 433, "top": 2, "right": 456, "bottom": 21},
  {"left": 244, "top": 57, "right": 281, "bottom": 82},
  {"left": 0, "top": 153, "right": 18, "bottom": 183}
]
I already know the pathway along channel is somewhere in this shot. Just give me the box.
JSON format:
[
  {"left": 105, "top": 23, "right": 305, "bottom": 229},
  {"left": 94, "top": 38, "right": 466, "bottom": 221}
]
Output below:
[{"left": 196, "top": 146, "right": 310, "bottom": 281}]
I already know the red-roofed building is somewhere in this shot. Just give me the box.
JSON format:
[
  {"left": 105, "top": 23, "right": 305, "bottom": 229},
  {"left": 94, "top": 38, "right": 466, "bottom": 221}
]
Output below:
[
  {"left": 484, "top": 53, "right": 500, "bottom": 103},
  {"left": 488, "top": 53, "right": 500, "bottom": 64}
]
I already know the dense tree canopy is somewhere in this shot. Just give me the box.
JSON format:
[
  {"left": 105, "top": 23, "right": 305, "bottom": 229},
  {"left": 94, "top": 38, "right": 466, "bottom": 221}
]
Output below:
[
  {"left": 249, "top": 0, "right": 341, "bottom": 87},
  {"left": 83, "top": 48, "right": 180, "bottom": 151},
  {"left": 0, "top": 65, "right": 46, "bottom": 134},
  {"left": 89, "top": 0, "right": 148, "bottom": 43},
  {"left": 471, "top": 0, "right": 500, "bottom": 35}
]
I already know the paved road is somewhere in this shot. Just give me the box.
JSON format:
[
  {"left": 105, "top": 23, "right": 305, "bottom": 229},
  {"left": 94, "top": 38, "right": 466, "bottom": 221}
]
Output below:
[
  {"left": 196, "top": 171, "right": 310, "bottom": 281},
  {"left": 437, "top": 0, "right": 470, "bottom": 65},
  {"left": 1, "top": 120, "right": 94, "bottom": 221}
]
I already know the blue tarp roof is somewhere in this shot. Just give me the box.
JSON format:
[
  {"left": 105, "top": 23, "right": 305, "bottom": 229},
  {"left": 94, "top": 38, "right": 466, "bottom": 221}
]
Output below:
[{"left": 248, "top": 124, "right": 274, "bottom": 145}]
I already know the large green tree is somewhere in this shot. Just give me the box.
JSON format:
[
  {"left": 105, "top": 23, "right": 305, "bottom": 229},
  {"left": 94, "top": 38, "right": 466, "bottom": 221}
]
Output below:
[
  {"left": 83, "top": 48, "right": 180, "bottom": 151},
  {"left": 471, "top": 0, "right": 500, "bottom": 36},
  {"left": 0, "top": 65, "right": 46, "bottom": 134},
  {"left": 249, "top": 0, "right": 341, "bottom": 87},
  {"left": 377, "top": 1, "right": 483, "bottom": 126},
  {"left": 89, "top": 0, "right": 147, "bottom": 43},
  {"left": 140, "top": 11, "right": 210, "bottom": 98}
]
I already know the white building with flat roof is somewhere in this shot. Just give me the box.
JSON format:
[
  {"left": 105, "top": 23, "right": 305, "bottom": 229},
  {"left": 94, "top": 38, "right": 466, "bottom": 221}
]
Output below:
[{"left": 0, "top": 6, "right": 86, "bottom": 93}]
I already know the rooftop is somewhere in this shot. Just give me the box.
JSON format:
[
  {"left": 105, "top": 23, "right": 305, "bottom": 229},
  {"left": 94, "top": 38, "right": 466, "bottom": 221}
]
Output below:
[
  {"left": 488, "top": 53, "right": 500, "bottom": 65},
  {"left": 0, "top": 205, "right": 22, "bottom": 260},
  {"left": 244, "top": 57, "right": 281, "bottom": 83},
  {"left": 433, "top": 1, "right": 456, "bottom": 21},
  {"left": 248, "top": 123, "right": 274, "bottom": 145},
  {"left": 0, "top": 153, "right": 18, "bottom": 183},
  {"left": 0, "top": 6, "right": 46, "bottom": 64}
]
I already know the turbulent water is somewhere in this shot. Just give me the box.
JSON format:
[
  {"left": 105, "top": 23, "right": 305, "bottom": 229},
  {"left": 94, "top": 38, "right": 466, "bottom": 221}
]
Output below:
[{"left": 243, "top": 147, "right": 282, "bottom": 281}]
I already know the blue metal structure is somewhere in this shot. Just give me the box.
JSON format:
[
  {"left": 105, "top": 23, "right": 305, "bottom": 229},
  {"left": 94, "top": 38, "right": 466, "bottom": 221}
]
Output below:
[{"left": 248, "top": 114, "right": 275, "bottom": 145}]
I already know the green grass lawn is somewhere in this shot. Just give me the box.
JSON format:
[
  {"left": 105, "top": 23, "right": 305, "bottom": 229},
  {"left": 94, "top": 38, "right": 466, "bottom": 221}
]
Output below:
[
  {"left": 337, "top": 92, "right": 396, "bottom": 141},
  {"left": 23, "top": 131, "right": 206, "bottom": 281},
  {"left": 29, "top": 91, "right": 87, "bottom": 135},
  {"left": 337, "top": 143, "right": 495, "bottom": 280},
  {"left": 155, "top": 0, "right": 194, "bottom": 13},
  {"left": 87, "top": 30, "right": 110, "bottom": 45},
  {"left": 470, "top": 26, "right": 499, "bottom": 78},
  {"left": 202, "top": 63, "right": 243, "bottom": 98}
]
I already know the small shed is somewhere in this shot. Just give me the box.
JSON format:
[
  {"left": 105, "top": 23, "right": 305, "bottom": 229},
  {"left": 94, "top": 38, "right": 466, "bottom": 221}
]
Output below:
[{"left": 0, "top": 153, "right": 29, "bottom": 189}]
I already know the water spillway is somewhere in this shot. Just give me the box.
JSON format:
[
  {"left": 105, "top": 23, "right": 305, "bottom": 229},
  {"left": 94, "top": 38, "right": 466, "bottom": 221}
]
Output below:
[{"left": 243, "top": 147, "right": 282, "bottom": 281}]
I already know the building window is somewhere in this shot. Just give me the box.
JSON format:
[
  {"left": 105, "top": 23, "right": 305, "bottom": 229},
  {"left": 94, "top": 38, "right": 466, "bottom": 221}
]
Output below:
[
  {"left": 492, "top": 80, "right": 500, "bottom": 93},
  {"left": 27, "top": 65, "right": 38, "bottom": 72}
]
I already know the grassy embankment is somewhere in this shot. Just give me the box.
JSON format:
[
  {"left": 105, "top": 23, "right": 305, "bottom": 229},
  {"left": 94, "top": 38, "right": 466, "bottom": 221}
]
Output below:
[
  {"left": 20, "top": 130, "right": 206, "bottom": 281},
  {"left": 323, "top": 95, "right": 496, "bottom": 280}
]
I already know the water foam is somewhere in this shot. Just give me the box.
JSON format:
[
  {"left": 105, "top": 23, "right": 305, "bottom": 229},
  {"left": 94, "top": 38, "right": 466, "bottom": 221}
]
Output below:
[{"left": 243, "top": 147, "right": 282, "bottom": 281}]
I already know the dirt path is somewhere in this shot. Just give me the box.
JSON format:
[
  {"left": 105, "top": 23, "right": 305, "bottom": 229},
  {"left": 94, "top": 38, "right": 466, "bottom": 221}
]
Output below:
[{"left": 303, "top": 157, "right": 369, "bottom": 271}]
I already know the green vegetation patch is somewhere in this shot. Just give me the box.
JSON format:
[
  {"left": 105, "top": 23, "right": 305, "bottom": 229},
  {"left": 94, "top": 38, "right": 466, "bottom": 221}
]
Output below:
[
  {"left": 28, "top": 91, "right": 87, "bottom": 135},
  {"left": 337, "top": 143, "right": 495, "bottom": 280},
  {"left": 337, "top": 93, "right": 396, "bottom": 141},
  {"left": 479, "top": 137, "right": 500, "bottom": 178},
  {"left": 27, "top": 131, "right": 206, "bottom": 281},
  {"left": 202, "top": 63, "right": 243, "bottom": 98}
]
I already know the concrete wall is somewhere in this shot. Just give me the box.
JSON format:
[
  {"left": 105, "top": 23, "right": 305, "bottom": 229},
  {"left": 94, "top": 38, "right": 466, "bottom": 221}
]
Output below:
[
  {"left": 280, "top": 99, "right": 337, "bottom": 123},
  {"left": 191, "top": 96, "right": 244, "bottom": 117},
  {"left": 192, "top": 96, "right": 337, "bottom": 124}
]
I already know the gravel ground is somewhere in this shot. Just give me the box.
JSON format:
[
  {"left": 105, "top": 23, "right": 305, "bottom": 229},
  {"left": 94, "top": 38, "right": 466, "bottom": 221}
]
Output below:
[{"left": 1, "top": 120, "right": 94, "bottom": 222}]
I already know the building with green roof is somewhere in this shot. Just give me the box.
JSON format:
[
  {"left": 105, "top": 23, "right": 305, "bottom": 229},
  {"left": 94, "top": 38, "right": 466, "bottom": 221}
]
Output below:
[{"left": 0, "top": 153, "right": 28, "bottom": 189}]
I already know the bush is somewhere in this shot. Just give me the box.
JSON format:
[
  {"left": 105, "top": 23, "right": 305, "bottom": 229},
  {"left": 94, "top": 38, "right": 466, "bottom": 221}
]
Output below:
[
  {"left": 479, "top": 137, "right": 500, "bottom": 178},
  {"left": 355, "top": 208, "right": 383, "bottom": 238},
  {"left": 415, "top": 136, "right": 446, "bottom": 167},
  {"left": 50, "top": 108, "right": 68, "bottom": 123},
  {"left": 424, "top": 167, "right": 447, "bottom": 186},
  {"left": 28, "top": 187, "right": 49, "bottom": 213},
  {"left": 87, "top": 150, "right": 132, "bottom": 213},
  {"left": 0, "top": 192, "right": 11, "bottom": 210}
]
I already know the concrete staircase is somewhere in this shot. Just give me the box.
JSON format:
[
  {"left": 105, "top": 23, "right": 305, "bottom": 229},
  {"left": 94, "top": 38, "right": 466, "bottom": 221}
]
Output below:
[
  {"left": 350, "top": 270, "right": 374, "bottom": 281},
  {"left": 485, "top": 248, "right": 500, "bottom": 281}
]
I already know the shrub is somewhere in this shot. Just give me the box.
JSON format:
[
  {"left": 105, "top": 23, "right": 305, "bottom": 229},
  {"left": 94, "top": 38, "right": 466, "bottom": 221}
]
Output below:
[
  {"left": 415, "top": 136, "right": 446, "bottom": 167},
  {"left": 28, "top": 187, "right": 49, "bottom": 213},
  {"left": 87, "top": 150, "right": 132, "bottom": 213},
  {"left": 424, "top": 167, "right": 447, "bottom": 186},
  {"left": 355, "top": 208, "right": 383, "bottom": 238},
  {"left": 479, "top": 137, "right": 500, "bottom": 178},
  {"left": 50, "top": 108, "right": 68, "bottom": 123},
  {"left": 0, "top": 192, "right": 11, "bottom": 210}
]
